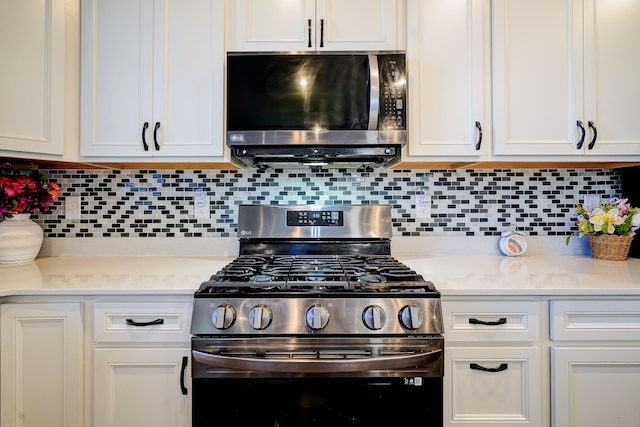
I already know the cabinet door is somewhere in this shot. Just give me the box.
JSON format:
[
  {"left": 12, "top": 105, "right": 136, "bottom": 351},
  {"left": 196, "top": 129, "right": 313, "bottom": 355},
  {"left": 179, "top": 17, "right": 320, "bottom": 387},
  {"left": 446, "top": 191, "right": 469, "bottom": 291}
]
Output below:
[
  {"left": 582, "top": 0, "right": 640, "bottom": 156},
  {"left": 80, "top": 0, "right": 154, "bottom": 157},
  {"left": 81, "top": 0, "right": 225, "bottom": 158},
  {"left": 0, "top": 303, "right": 83, "bottom": 427},
  {"left": 151, "top": 0, "right": 225, "bottom": 157},
  {"left": 551, "top": 347, "right": 640, "bottom": 427},
  {"left": 227, "top": 0, "right": 400, "bottom": 52},
  {"left": 405, "top": 0, "right": 490, "bottom": 158},
  {"left": 316, "top": 0, "right": 399, "bottom": 51},
  {"left": 93, "top": 348, "right": 191, "bottom": 427},
  {"left": 0, "top": 0, "right": 64, "bottom": 155},
  {"left": 227, "top": 0, "right": 315, "bottom": 51},
  {"left": 493, "top": 0, "right": 580, "bottom": 156},
  {"left": 445, "top": 347, "right": 542, "bottom": 427}
]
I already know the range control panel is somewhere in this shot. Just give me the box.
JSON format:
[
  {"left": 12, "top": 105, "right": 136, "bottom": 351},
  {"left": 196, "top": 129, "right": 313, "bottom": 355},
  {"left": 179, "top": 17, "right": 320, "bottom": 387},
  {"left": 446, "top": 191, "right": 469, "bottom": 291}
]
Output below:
[{"left": 286, "top": 210, "right": 343, "bottom": 226}]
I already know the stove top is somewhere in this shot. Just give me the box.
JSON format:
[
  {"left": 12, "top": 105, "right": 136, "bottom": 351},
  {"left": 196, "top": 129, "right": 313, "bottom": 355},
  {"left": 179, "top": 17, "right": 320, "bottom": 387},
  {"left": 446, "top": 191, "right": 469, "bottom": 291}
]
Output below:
[{"left": 196, "top": 254, "right": 436, "bottom": 294}]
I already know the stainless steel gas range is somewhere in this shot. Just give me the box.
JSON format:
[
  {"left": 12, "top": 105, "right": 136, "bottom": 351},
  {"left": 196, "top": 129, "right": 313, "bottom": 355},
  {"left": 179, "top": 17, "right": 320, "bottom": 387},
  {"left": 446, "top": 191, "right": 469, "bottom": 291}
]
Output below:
[{"left": 190, "top": 204, "right": 444, "bottom": 426}]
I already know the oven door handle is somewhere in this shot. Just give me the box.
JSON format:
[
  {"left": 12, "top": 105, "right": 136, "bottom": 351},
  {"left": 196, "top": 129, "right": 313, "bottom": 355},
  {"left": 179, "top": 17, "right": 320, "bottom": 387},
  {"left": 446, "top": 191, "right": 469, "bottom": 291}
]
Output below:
[{"left": 192, "top": 348, "right": 442, "bottom": 373}]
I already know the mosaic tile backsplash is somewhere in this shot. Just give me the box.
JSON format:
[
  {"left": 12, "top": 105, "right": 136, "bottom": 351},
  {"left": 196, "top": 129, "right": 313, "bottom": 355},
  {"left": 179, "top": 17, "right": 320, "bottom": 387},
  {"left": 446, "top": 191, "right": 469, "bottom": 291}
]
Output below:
[{"left": 31, "top": 168, "right": 621, "bottom": 238}]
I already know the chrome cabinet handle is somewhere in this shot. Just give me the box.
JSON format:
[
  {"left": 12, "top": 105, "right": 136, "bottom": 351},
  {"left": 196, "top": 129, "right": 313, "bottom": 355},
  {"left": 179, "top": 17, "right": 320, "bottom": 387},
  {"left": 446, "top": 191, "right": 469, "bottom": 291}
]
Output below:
[
  {"left": 587, "top": 121, "right": 598, "bottom": 149},
  {"left": 475, "top": 121, "right": 483, "bottom": 150},
  {"left": 319, "top": 19, "right": 324, "bottom": 48},
  {"left": 192, "top": 348, "right": 442, "bottom": 373},
  {"left": 470, "top": 363, "right": 508, "bottom": 373},
  {"left": 307, "top": 19, "right": 312, "bottom": 48},
  {"left": 180, "top": 356, "right": 188, "bottom": 395},
  {"left": 141, "top": 122, "right": 149, "bottom": 151},
  {"left": 576, "top": 120, "right": 586, "bottom": 149},
  {"left": 153, "top": 122, "right": 161, "bottom": 150},
  {"left": 468, "top": 317, "right": 507, "bottom": 326},
  {"left": 125, "top": 318, "right": 164, "bottom": 327}
]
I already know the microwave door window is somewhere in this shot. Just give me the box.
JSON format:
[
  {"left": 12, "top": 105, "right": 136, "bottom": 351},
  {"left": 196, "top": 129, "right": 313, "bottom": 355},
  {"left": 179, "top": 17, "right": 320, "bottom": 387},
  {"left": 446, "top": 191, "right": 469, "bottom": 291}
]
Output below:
[{"left": 227, "top": 55, "right": 370, "bottom": 131}]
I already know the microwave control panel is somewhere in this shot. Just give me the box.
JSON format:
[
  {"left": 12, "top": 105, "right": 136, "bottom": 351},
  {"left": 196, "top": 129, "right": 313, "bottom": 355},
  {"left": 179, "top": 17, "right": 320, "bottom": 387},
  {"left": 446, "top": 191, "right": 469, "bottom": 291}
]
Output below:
[{"left": 380, "top": 55, "right": 406, "bottom": 131}]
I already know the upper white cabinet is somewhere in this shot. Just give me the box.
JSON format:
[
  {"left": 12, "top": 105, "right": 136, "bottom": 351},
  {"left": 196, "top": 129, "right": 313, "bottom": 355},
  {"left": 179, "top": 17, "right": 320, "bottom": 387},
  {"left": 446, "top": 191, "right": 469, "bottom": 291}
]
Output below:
[
  {"left": 227, "top": 0, "right": 403, "bottom": 52},
  {"left": 404, "top": 0, "right": 491, "bottom": 159},
  {"left": 0, "top": 0, "right": 65, "bottom": 155},
  {"left": 493, "top": 0, "right": 640, "bottom": 157},
  {"left": 80, "top": 0, "right": 225, "bottom": 159}
]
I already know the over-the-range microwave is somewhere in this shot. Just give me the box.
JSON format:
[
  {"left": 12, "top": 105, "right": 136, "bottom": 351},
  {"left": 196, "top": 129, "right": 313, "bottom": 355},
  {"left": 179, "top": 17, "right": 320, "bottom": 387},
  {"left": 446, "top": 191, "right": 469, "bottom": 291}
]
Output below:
[{"left": 225, "top": 51, "right": 407, "bottom": 170}]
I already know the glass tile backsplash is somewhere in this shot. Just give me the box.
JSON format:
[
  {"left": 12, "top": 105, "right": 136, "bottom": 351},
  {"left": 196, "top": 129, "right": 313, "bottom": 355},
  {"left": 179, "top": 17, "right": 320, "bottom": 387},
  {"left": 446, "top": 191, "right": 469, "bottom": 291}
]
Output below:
[{"left": 33, "top": 168, "right": 621, "bottom": 238}]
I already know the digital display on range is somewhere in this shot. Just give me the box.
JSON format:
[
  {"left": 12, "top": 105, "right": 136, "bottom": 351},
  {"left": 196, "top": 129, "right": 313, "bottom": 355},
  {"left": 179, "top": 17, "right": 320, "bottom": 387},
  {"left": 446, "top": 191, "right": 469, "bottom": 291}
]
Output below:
[{"left": 286, "top": 211, "right": 343, "bottom": 226}]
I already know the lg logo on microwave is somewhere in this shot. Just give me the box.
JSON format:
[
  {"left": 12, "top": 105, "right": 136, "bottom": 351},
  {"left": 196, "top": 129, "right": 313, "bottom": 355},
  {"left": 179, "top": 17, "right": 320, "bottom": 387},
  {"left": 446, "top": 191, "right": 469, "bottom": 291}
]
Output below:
[{"left": 229, "top": 133, "right": 245, "bottom": 142}]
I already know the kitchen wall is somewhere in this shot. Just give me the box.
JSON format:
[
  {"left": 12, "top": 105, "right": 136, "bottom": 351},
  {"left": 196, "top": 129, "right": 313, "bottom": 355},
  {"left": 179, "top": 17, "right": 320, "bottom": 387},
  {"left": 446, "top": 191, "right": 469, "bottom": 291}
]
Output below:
[{"left": 35, "top": 168, "right": 621, "bottom": 238}]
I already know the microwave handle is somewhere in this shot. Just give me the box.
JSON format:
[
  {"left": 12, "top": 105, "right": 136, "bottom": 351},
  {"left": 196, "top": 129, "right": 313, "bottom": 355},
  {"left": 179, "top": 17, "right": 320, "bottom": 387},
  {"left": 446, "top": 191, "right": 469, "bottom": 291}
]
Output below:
[{"left": 368, "top": 54, "right": 380, "bottom": 131}]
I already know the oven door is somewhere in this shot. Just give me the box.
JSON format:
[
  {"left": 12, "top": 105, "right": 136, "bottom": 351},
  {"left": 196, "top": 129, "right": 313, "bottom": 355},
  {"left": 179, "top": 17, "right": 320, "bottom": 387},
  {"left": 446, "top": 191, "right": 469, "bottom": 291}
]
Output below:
[{"left": 192, "top": 337, "right": 443, "bottom": 426}]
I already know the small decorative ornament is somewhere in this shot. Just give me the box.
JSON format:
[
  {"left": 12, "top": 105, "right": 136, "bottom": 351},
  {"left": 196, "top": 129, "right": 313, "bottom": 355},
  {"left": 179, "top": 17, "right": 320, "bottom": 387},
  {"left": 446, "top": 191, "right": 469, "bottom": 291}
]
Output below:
[
  {"left": 0, "top": 170, "right": 60, "bottom": 264},
  {"left": 567, "top": 196, "right": 640, "bottom": 261},
  {"left": 499, "top": 225, "right": 527, "bottom": 257}
]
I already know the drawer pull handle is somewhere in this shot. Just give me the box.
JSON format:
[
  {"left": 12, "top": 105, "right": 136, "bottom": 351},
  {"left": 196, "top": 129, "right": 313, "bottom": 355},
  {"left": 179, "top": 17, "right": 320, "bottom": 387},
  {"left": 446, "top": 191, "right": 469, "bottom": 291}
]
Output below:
[
  {"left": 470, "top": 363, "right": 508, "bottom": 373},
  {"left": 180, "top": 356, "right": 188, "bottom": 395},
  {"left": 125, "top": 318, "right": 165, "bottom": 327},
  {"left": 468, "top": 317, "right": 507, "bottom": 326}
]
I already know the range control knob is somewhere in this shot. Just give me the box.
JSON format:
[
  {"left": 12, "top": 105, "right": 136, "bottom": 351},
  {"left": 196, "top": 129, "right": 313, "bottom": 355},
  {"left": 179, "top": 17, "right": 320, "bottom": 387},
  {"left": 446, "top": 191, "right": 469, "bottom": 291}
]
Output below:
[
  {"left": 211, "top": 304, "right": 236, "bottom": 330},
  {"left": 362, "top": 305, "right": 386, "bottom": 330},
  {"left": 398, "top": 304, "right": 424, "bottom": 330},
  {"left": 306, "top": 304, "right": 330, "bottom": 330},
  {"left": 249, "top": 304, "right": 273, "bottom": 330}
]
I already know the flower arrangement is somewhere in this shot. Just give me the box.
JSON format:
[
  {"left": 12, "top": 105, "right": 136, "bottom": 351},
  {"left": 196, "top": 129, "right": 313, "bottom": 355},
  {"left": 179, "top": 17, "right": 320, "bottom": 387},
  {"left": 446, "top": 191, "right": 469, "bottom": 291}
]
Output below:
[
  {"left": 0, "top": 172, "right": 60, "bottom": 219},
  {"left": 566, "top": 197, "right": 640, "bottom": 244}
]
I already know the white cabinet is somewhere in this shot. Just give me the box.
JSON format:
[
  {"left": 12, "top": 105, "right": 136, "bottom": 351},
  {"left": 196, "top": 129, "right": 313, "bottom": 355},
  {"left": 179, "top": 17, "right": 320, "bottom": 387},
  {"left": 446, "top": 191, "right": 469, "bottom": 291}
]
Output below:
[
  {"left": 404, "top": 0, "right": 491, "bottom": 159},
  {"left": 80, "top": 0, "right": 225, "bottom": 160},
  {"left": 0, "top": 0, "right": 65, "bottom": 155},
  {"left": 91, "top": 300, "right": 192, "bottom": 427},
  {"left": 227, "top": 0, "right": 402, "bottom": 52},
  {"left": 442, "top": 299, "right": 543, "bottom": 427},
  {"left": 493, "top": 0, "right": 640, "bottom": 157},
  {"left": 550, "top": 299, "right": 640, "bottom": 427},
  {"left": 0, "top": 302, "right": 83, "bottom": 427}
]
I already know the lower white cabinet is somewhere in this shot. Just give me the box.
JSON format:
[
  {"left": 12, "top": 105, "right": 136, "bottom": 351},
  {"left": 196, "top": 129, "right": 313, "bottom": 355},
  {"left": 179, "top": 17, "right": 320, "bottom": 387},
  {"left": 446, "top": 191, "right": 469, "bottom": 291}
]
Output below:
[
  {"left": 446, "top": 347, "right": 542, "bottom": 426},
  {"left": 93, "top": 348, "right": 191, "bottom": 427},
  {"left": 550, "top": 299, "right": 640, "bottom": 427},
  {"left": 551, "top": 347, "right": 640, "bottom": 427},
  {"left": 442, "top": 299, "right": 543, "bottom": 427},
  {"left": 91, "top": 299, "right": 193, "bottom": 427},
  {"left": 0, "top": 302, "right": 84, "bottom": 427}
]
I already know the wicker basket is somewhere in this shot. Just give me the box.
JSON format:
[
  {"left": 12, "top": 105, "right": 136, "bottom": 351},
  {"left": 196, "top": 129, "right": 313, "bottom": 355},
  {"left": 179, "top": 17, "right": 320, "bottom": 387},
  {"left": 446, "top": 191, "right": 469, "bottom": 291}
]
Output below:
[{"left": 587, "top": 235, "right": 634, "bottom": 261}]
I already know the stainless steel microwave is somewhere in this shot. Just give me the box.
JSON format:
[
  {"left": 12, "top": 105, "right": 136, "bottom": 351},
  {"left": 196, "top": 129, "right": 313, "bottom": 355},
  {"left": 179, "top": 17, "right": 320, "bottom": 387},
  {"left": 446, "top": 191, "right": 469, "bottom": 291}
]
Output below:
[{"left": 225, "top": 52, "right": 407, "bottom": 170}]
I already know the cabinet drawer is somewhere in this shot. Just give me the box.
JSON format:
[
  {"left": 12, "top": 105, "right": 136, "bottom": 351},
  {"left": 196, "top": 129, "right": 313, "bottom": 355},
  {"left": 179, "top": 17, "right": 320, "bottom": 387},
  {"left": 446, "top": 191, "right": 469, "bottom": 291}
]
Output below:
[
  {"left": 94, "top": 302, "right": 192, "bottom": 343},
  {"left": 445, "top": 347, "right": 542, "bottom": 426},
  {"left": 550, "top": 300, "right": 640, "bottom": 341},
  {"left": 443, "top": 300, "right": 539, "bottom": 342}
]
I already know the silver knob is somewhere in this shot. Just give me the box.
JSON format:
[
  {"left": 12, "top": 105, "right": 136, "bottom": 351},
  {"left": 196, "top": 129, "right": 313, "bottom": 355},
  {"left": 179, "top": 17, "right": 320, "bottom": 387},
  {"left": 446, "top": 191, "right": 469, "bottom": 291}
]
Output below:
[
  {"left": 362, "top": 305, "right": 386, "bottom": 330},
  {"left": 249, "top": 304, "right": 273, "bottom": 330},
  {"left": 306, "top": 304, "right": 330, "bottom": 330},
  {"left": 398, "top": 304, "right": 424, "bottom": 330},
  {"left": 211, "top": 304, "right": 236, "bottom": 329}
]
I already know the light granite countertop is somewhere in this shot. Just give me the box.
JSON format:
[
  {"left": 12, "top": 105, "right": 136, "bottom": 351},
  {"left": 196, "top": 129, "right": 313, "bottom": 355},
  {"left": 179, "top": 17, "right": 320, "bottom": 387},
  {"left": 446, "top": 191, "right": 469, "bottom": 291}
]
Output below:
[{"left": 1, "top": 254, "right": 639, "bottom": 298}]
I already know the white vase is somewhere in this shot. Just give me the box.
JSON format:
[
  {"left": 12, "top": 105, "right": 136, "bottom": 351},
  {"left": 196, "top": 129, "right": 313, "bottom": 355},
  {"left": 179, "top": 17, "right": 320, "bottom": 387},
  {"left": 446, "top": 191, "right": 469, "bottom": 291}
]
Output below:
[{"left": 0, "top": 213, "right": 44, "bottom": 264}]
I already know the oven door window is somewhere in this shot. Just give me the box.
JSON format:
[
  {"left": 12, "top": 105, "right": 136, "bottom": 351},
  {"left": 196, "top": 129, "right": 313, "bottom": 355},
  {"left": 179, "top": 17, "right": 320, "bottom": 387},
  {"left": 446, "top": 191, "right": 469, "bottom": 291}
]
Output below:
[{"left": 193, "top": 377, "right": 442, "bottom": 426}]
